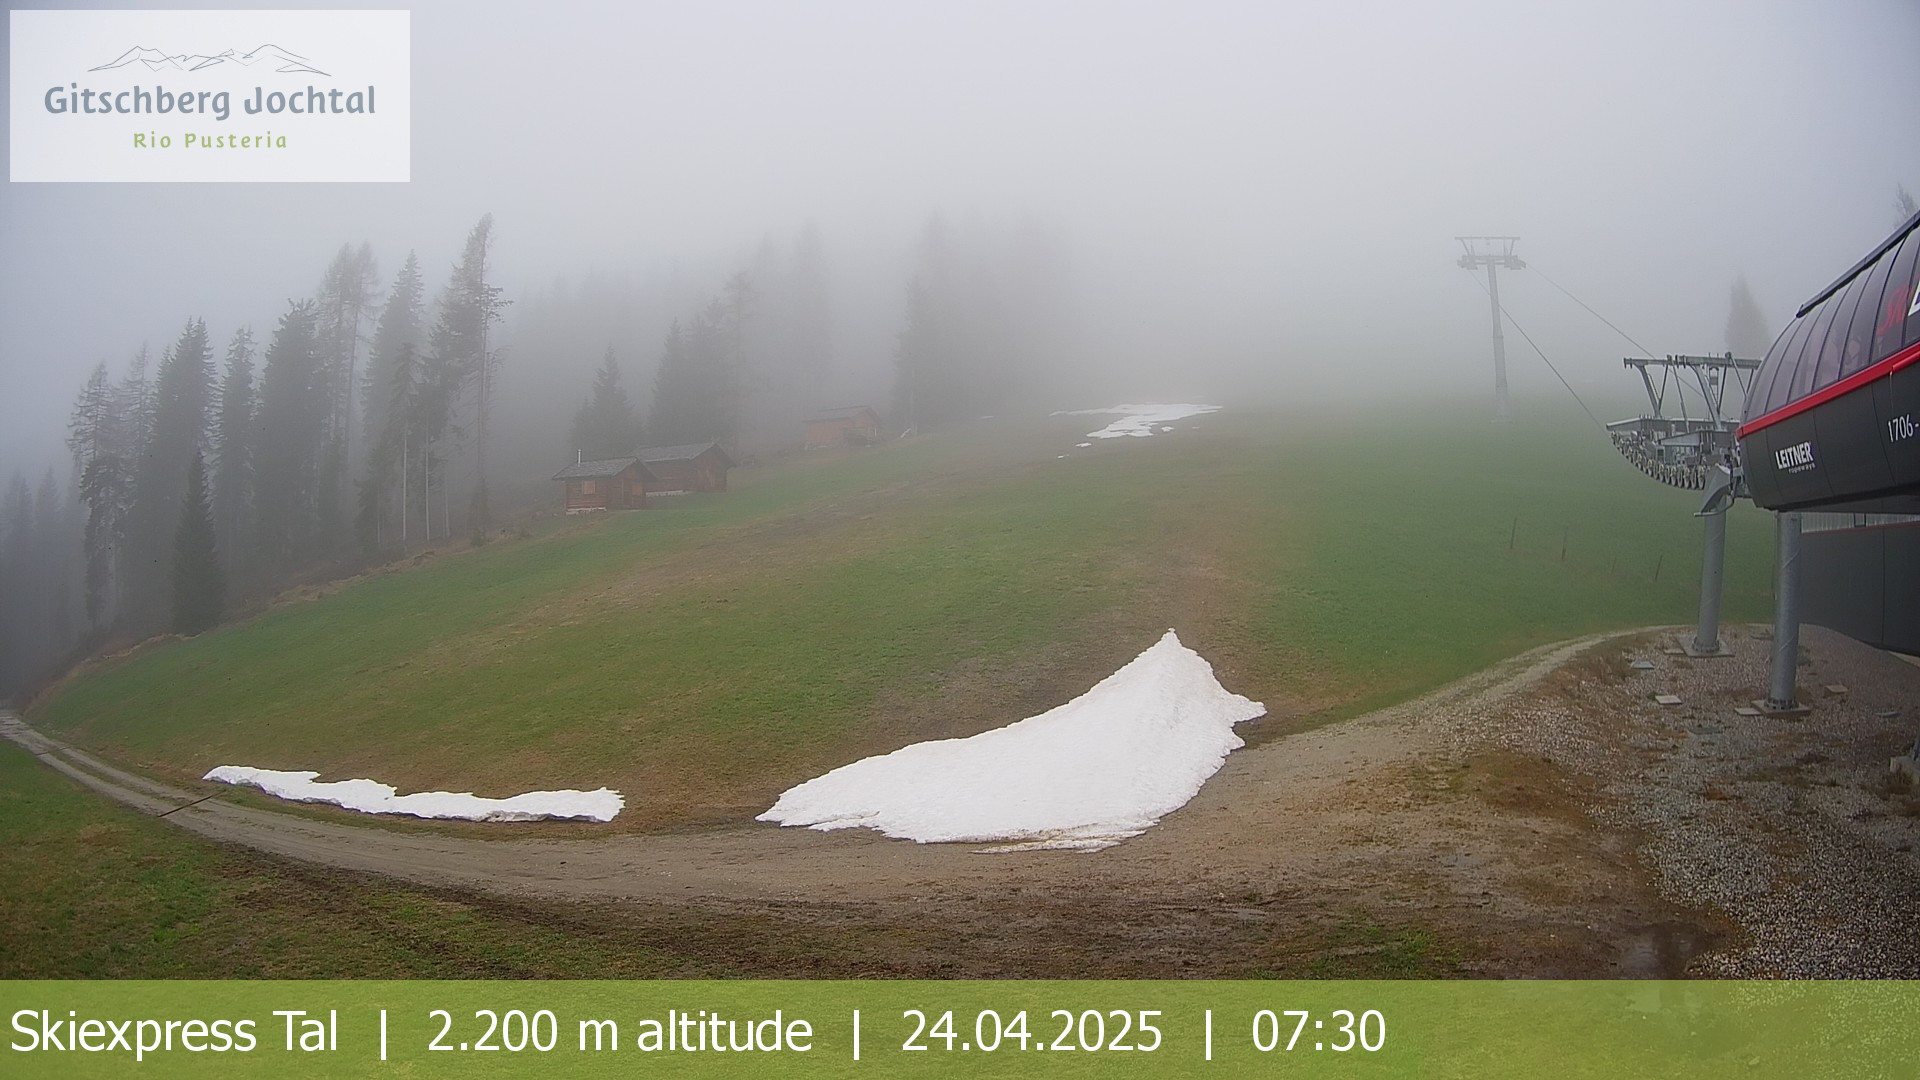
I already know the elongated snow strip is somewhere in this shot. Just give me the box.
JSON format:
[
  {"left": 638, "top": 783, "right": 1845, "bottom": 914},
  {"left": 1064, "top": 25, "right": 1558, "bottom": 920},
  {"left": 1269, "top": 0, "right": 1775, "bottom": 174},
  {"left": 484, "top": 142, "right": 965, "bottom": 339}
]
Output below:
[
  {"left": 202, "top": 766, "right": 622, "bottom": 822},
  {"left": 1050, "top": 403, "right": 1222, "bottom": 439},
  {"left": 759, "top": 630, "right": 1263, "bottom": 851}
]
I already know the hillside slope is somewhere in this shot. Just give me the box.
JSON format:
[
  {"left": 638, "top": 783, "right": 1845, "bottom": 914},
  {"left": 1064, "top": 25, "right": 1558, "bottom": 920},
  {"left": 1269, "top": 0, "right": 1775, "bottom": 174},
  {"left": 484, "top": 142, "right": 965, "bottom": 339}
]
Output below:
[{"left": 33, "top": 405, "right": 1777, "bottom": 831}]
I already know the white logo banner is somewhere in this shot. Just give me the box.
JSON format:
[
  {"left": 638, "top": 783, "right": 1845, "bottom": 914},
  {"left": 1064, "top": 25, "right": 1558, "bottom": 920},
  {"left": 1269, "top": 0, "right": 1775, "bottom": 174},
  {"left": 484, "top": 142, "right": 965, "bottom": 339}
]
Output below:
[{"left": 10, "top": 9, "right": 410, "bottom": 182}]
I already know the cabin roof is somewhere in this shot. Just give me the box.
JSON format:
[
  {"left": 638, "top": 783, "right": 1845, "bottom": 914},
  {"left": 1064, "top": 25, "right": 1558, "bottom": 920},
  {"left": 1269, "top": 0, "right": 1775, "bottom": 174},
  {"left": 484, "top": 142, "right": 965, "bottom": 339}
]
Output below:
[
  {"left": 552, "top": 457, "right": 644, "bottom": 481},
  {"left": 639, "top": 441, "right": 733, "bottom": 466}
]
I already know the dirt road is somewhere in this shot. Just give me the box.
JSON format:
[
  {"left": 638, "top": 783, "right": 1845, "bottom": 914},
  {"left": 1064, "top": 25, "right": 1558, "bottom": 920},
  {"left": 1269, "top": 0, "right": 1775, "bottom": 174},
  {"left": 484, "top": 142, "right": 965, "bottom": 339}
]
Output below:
[{"left": 11, "top": 623, "right": 1920, "bottom": 977}]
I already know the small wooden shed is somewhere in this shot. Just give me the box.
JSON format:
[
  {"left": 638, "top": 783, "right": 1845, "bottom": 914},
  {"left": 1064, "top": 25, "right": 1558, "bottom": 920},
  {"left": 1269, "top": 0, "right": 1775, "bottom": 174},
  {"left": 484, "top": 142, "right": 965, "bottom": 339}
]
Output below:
[
  {"left": 803, "top": 405, "right": 882, "bottom": 448},
  {"left": 639, "top": 442, "right": 734, "bottom": 493},
  {"left": 551, "top": 456, "right": 655, "bottom": 512}
]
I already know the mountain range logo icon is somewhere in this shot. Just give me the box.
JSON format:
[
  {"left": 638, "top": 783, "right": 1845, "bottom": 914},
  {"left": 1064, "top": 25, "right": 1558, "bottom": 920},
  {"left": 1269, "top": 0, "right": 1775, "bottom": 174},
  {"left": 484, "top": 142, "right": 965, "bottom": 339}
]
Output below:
[{"left": 89, "top": 44, "right": 329, "bottom": 77}]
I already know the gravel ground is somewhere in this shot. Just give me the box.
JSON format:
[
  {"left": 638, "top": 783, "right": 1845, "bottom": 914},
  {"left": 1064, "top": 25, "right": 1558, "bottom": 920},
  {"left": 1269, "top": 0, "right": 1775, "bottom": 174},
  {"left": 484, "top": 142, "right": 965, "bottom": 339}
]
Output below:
[{"left": 1460, "top": 623, "right": 1920, "bottom": 977}]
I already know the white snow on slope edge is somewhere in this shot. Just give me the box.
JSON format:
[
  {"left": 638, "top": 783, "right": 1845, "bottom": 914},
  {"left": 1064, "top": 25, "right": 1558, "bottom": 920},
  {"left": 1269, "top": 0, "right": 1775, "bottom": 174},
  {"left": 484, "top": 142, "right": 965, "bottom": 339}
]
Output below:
[
  {"left": 201, "top": 767, "right": 623, "bottom": 822},
  {"left": 1051, "top": 403, "right": 1222, "bottom": 439},
  {"left": 757, "top": 630, "right": 1264, "bottom": 851}
]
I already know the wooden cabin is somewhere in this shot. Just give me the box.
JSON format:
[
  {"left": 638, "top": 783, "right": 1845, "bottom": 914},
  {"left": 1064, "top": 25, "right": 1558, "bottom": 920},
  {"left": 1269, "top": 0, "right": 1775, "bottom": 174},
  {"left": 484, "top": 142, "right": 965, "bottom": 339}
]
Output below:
[
  {"left": 804, "top": 405, "right": 883, "bottom": 448},
  {"left": 638, "top": 442, "right": 734, "bottom": 493},
  {"left": 551, "top": 456, "right": 655, "bottom": 512}
]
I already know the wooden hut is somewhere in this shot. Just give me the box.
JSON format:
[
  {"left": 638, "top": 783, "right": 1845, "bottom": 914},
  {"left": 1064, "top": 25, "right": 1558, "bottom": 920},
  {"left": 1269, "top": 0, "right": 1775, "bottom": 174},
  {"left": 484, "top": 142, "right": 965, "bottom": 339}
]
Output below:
[
  {"left": 804, "top": 405, "right": 883, "bottom": 448},
  {"left": 638, "top": 442, "right": 734, "bottom": 493},
  {"left": 551, "top": 456, "right": 655, "bottom": 512}
]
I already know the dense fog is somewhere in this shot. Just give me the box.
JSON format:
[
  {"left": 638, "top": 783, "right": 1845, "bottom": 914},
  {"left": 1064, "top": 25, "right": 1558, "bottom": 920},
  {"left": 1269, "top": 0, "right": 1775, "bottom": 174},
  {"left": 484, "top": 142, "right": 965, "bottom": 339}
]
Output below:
[{"left": 1, "top": 0, "right": 1918, "bottom": 692}]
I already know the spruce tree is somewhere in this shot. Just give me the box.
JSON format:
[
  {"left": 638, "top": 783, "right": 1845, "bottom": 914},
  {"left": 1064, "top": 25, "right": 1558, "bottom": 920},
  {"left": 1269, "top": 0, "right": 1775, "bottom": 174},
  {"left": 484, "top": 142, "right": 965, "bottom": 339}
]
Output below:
[
  {"left": 360, "top": 253, "right": 425, "bottom": 465},
  {"left": 570, "top": 346, "right": 642, "bottom": 459},
  {"left": 171, "top": 450, "right": 223, "bottom": 635},
  {"left": 0, "top": 474, "right": 34, "bottom": 692},
  {"left": 253, "top": 301, "right": 327, "bottom": 569},
  {"left": 649, "top": 278, "right": 751, "bottom": 446},
  {"left": 126, "top": 319, "right": 215, "bottom": 628},
  {"left": 314, "top": 243, "right": 378, "bottom": 552},
  {"left": 1726, "top": 275, "right": 1771, "bottom": 359},
  {"left": 427, "top": 215, "right": 507, "bottom": 533},
  {"left": 212, "top": 327, "right": 256, "bottom": 580},
  {"left": 68, "top": 362, "right": 129, "bottom": 628}
]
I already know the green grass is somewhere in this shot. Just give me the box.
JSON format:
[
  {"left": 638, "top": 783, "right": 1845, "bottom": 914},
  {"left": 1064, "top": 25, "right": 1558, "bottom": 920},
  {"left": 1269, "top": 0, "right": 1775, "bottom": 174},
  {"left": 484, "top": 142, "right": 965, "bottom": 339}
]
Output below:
[
  {"left": 1240, "top": 408, "right": 1774, "bottom": 721},
  {"left": 31, "top": 402, "right": 1776, "bottom": 828},
  {"left": 7, "top": 400, "right": 1781, "bottom": 978},
  {"left": 0, "top": 743, "right": 718, "bottom": 977}
]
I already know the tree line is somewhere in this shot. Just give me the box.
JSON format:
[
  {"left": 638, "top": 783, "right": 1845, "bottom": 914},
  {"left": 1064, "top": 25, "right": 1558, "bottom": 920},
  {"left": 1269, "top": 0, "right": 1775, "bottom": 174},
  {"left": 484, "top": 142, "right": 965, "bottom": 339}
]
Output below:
[
  {"left": 0, "top": 214, "right": 504, "bottom": 701},
  {"left": 2, "top": 212, "right": 1075, "bottom": 703}
]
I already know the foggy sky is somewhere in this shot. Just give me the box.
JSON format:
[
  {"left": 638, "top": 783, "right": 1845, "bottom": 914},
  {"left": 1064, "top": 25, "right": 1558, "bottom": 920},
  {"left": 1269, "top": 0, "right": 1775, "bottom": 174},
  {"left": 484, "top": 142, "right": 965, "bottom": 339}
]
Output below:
[{"left": 4, "top": 0, "right": 1919, "bottom": 478}]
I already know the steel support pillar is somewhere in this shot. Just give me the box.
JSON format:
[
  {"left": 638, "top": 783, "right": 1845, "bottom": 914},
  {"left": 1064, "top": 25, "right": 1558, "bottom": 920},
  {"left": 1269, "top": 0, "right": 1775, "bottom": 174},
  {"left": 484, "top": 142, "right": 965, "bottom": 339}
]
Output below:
[
  {"left": 1487, "top": 264, "right": 1511, "bottom": 424},
  {"left": 1764, "top": 511, "right": 1803, "bottom": 712},
  {"left": 1689, "top": 508, "right": 1728, "bottom": 656}
]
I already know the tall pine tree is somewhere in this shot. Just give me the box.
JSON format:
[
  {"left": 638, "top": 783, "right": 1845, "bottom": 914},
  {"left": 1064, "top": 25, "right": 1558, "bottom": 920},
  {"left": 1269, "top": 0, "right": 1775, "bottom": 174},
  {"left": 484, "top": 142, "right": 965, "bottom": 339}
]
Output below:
[
  {"left": 1726, "top": 275, "right": 1771, "bottom": 359},
  {"left": 67, "top": 361, "right": 130, "bottom": 629},
  {"left": 570, "top": 347, "right": 642, "bottom": 459},
  {"left": 252, "top": 301, "right": 327, "bottom": 569},
  {"left": 171, "top": 449, "right": 223, "bottom": 635},
  {"left": 427, "top": 215, "right": 507, "bottom": 533},
  {"left": 356, "top": 255, "right": 426, "bottom": 551},
  {"left": 650, "top": 276, "right": 752, "bottom": 446},
  {"left": 313, "top": 243, "right": 378, "bottom": 555},
  {"left": 125, "top": 319, "right": 214, "bottom": 629},
  {"left": 211, "top": 327, "right": 256, "bottom": 582},
  {"left": 360, "top": 253, "right": 425, "bottom": 466}
]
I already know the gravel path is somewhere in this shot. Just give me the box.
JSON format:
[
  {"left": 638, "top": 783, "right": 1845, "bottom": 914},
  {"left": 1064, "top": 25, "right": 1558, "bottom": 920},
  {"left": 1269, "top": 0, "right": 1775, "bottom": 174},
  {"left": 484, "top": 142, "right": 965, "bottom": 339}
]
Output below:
[{"left": 1449, "top": 624, "right": 1920, "bottom": 976}]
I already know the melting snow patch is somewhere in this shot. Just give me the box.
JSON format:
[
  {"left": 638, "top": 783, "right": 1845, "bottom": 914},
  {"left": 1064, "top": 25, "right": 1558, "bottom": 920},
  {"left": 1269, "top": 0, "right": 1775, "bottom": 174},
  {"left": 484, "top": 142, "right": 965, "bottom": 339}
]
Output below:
[
  {"left": 1052, "top": 403, "right": 1222, "bottom": 440},
  {"left": 202, "top": 766, "right": 623, "bottom": 822},
  {"left": 758, "top": 630, "right": 1264, "bottom": 851}
]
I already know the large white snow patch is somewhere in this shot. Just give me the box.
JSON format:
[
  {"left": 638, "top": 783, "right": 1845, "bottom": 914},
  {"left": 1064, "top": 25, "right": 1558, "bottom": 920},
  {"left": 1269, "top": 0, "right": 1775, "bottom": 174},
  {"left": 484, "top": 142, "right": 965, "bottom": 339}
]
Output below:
[
  {"left": 1052, "top": 403, "right": 1221, "bottom": 439},
  {"left": 202, "top": 766, "right": 623, "bottom": 823},
  {"left": 757, "top": 630, "right": 1264, "bottom": 851}
]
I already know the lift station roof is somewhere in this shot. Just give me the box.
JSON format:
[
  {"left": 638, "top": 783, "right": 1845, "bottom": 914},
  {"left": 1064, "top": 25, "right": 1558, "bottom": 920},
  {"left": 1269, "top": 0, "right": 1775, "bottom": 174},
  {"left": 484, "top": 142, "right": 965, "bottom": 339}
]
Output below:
[{"left": 1738, "top": 211, "right": 1920, "bottom": 513}]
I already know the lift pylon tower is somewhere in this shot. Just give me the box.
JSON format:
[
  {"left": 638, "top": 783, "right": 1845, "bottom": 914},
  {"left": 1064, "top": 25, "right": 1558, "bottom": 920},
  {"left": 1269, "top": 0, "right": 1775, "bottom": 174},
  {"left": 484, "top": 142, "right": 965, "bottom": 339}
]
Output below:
[
  {"left": 1456, "top": 236, "right": 1525, "bottom": 423},
  {"left": 1607, "top": 350, "right": 1762, "bottom": 658}
]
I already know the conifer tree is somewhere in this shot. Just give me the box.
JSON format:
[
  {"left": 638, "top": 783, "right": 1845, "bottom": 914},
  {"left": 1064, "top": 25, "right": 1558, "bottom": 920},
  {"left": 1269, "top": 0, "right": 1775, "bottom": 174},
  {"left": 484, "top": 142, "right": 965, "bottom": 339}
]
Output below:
[
  {"left": 427, "top": 215, "right": 507, "bottom": 533},
  {"left": 314, "top": 243, "right": 378, "bottom": 552},
  {"left": 360, "top": 253, "right": 425, "bottom": 464},
  {"left": 68, "top": 361, "right": 130, "bottom": 628},
  {"left": 650, "top": 276, "right": 751, "bottom": 446},
  {"left": 0, "top": 474, "right": 35, "bottom": 691},
  {"left": 171, "top": 450, "right": 223, "bottom": 635},
  {"left": 570, "top": 346, "right": 642, "bottom": 459},
  {"left": 211, "top": 327, "right": 256, "bottom": 579},
  {"left": 253, "top": 301, "right": 327, "bottom": 568},
  {"left": 1726, "top": 275, "right": 1771, "bottom": 359},
  {"left": 125, "top": 319, "right": 214, "bottom": 628}
]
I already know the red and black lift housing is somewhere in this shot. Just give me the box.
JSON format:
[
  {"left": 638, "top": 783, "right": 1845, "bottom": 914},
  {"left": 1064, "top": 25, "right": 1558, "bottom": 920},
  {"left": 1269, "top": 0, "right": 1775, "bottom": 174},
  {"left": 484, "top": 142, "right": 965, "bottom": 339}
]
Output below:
[{"left": 1738, "top": 211, "right": 1920, "bottom": 514}]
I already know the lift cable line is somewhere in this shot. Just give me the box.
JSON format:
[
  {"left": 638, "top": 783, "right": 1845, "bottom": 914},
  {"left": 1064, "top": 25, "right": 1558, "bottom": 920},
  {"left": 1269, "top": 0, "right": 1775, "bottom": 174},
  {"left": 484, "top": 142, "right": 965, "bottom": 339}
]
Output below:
[
  {"left": 1460, "top": 269, "right": 1607, "bottom": 431},
  {"left": 1523, "top": 261, "right": 1757, "bottom": 431},
  {"left": 1528, "top": 264, "right": 1664, "bottom": 363}
]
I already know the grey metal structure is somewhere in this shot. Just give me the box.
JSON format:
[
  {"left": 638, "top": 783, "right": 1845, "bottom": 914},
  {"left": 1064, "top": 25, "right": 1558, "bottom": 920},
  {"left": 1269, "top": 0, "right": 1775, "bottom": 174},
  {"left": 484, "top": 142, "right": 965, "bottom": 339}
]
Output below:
[
  {"left": 1765, "top": 512, "right": 1805, "bottom": 712},
  {"left": 1605, "top": 351, "right": 1763, "bottom": 662},
  {"left": 1691, "top": 465, "right": 1737, "bottom": 657},
  {"left": 1455, "top": 236, "right": 1524, "bottom": 423},
  {"left": 1606, "top": 353, "right": 1761, "bottom": 490}
]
